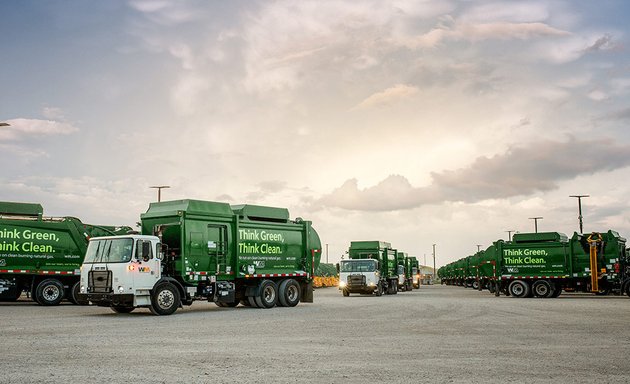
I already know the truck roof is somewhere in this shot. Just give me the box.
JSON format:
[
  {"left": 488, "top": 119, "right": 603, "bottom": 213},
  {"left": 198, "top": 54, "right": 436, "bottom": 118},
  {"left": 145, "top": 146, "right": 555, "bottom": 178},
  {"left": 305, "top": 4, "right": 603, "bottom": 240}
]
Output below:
[
  {"left": 231, "top": 204, "right": 290, "bottom": 223},
  {"left": 349, "top": 240, "right": 392, "bottom": 250},
  {"left": 142, "top": 199, "right": 234, "bottom": 219},
  {"left": 0, "top": 201, "right": 43, "bottom": 218},
  {"left": 512, "top": 232, "right": 568, "bottom": 243}
]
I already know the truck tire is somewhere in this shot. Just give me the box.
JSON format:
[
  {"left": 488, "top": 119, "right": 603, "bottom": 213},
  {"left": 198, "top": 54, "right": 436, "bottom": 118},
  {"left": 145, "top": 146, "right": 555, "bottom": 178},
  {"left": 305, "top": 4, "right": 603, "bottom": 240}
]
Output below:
[
  {"left": 68, "top": 281, "right": 81, "bottom": 305},
  {"left": 247, "top": 296, "right": 259, "bottom": 307},
  {"left": 150, "top": 283, "right": 180, "bottom": 315},
  {"left": 625, "top": 282, "right": 630, "bottom": 298},
  {"left": 240, "top": 299, "right": 252, "bottom": 307},
  {"left": 342, "top": 289, "right": 349, "bottom": 297},
  {"left": 532, "top": 280, "right": 552, "bottom": 298},
  {"left": 472, "top": 281, "right": 479, "bottom": 290},
  {"left": 111, "top": 306, "right": 135, "bottom": 313},
  {"left": 254, "top": 280, "right": 277, "bottom": 309},
  {"left": 508, "top": 280, "right": 530, "bottom": 298},
  {"left": 35, "top": 278, "right": 65, "bottom": 306},
  {"left": 278, "top": 279, "right": 301, "bottom": 307},
  {"left": 375, "top": 283, "right": 383, "bottom": 296}
]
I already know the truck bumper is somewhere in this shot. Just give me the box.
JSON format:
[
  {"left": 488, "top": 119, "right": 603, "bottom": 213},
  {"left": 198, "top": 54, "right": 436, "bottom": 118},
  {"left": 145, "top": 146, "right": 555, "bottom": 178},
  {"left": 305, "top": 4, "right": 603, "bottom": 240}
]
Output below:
[
  {"left": 77, "top": 293, "right": 135, "bottom": 307},
  {"left": 343, "top": 285, "right": 377, "bottom": 294}
]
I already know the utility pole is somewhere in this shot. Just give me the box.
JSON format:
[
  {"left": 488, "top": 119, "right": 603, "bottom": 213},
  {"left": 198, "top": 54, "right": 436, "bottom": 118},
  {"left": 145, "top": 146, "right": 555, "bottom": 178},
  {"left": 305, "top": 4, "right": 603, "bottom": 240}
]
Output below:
[
  {"left": 570, "top": 195, "right": 589, "bottom": 234},
  {"left": 476, "top": 244, "right": 482, "bottom": 252},
  {"left": 505, "top": 230, "right": 516, "bottom": 242},
  {"left": 529, "top": 217, "right": 543, "bottom": 233},
  {"left": 150, "top": 185, "right": 170, "bottom": 202},
  {"left": 326, "top": 243, "right": 329, "bottom": 263},
  {"left": 432, "top": 244, "right": 436, "bottom": 284}
]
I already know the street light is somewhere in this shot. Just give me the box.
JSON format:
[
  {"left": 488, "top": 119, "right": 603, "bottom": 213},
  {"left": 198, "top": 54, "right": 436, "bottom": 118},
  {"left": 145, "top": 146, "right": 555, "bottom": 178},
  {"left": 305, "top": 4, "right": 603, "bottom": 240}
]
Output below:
[
  {"left": 529, "top": 217, "right": 543, "bottom": 233},
  {"left": 505, "top": 230, "right": 516, "bottom": 242},
  {"left": 570, "top": 195, "right": 589, "bottom": 234},
  {"left": 150, "top": 185, "right": 170, "bottom": 202}
]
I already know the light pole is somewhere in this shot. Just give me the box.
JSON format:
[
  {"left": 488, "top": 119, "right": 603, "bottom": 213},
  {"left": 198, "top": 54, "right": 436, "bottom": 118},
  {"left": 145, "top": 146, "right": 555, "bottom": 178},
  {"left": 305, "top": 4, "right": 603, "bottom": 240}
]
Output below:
[
  {"left": 570, "top": 195, "right": 589, "bottom": 234},
  {"left": 505, "top": 230, "right": 516, "bottom": 242},
  {"left": 326, "top": 243, "right": 329, "bottom": 263},
  {"left": 432, "top": 244, "right": 436, "bottom": 284},
  {"left": 529, "top": 217, "right": 543, "bottom": 233},
  {"left": 150, "top": 185, "right": 170, "bottom": 202},
  {"left": 476, "top": 244, "right": 482, "bottom": 252}
]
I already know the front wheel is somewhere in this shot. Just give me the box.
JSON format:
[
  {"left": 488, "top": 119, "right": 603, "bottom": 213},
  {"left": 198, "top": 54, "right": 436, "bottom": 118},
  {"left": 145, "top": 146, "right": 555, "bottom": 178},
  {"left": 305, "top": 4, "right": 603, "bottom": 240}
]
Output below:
[{"left": 150, "top": 283, "right": 180, "bottom": 315}]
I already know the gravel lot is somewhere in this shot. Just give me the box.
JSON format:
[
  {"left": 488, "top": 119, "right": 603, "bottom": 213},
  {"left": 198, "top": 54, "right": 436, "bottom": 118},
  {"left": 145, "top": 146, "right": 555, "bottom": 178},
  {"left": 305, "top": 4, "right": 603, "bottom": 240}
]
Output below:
[{"left": 1, "top": 284, "right": 629, "bottom": 384}]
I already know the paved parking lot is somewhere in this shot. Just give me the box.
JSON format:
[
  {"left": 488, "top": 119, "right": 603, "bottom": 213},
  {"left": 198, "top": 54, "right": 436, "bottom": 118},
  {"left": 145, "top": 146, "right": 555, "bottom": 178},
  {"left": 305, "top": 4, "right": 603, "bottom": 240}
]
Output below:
[{"left": 1, "top": 284, "right": 629, "bottom": 383}]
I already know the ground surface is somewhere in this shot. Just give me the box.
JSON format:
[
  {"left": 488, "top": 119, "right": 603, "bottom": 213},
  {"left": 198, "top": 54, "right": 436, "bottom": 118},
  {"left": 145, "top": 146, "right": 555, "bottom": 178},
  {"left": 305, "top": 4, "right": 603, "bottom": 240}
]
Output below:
[{"left": 1, "top": 284, "right": 629, "bottom": 383}]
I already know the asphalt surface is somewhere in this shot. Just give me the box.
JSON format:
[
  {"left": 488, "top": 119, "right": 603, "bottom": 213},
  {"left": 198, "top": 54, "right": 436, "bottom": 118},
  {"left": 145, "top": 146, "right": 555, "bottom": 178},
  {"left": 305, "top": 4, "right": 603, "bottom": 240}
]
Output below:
[{"left": 1, "top": 284, "right": 629, "bottom": 383}]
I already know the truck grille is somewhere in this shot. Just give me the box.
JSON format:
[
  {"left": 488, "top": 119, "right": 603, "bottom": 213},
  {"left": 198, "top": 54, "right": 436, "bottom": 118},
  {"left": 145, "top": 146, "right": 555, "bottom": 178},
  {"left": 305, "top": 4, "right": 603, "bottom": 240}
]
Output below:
[
  {"left": 88, "top": 270, "right": 113, "bottom": 293},
  {"left": 348, "top": 274, "right": 366, "bottom": 287}
]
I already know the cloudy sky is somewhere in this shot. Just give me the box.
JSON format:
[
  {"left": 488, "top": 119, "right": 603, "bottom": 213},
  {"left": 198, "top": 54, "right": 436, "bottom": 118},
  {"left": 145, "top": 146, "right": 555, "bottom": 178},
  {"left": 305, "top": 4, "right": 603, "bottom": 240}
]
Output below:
[{"left": 2, "top": 1, "right": 630, "bottom": 267}]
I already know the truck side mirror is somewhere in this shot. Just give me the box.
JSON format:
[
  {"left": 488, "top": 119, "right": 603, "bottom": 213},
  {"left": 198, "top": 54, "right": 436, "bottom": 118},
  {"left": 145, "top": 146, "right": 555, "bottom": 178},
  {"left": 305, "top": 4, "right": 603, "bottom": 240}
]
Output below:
[{"left": 336, "top": 263, "right": 340, "bottom": 273}]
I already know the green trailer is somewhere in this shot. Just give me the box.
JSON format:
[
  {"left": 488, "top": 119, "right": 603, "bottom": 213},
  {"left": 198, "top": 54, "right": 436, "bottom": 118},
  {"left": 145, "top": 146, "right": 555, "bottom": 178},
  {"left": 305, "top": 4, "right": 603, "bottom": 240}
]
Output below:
[
  {"left": 491, "top": 231, "right": 626, "bottom": 298},
  {"left": 0, "top": 201, "right": 132, "bottom": 305},
  {"left": 78, "top": 199, "right": 322, "bottom": 314},
  {"left": 339, "top": 241, "right": 399, "bottom": 296}
]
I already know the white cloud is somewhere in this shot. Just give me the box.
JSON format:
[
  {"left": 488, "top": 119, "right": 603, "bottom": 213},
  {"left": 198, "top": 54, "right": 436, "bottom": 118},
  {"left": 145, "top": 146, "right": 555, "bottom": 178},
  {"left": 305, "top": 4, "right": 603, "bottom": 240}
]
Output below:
[
  {"left": 353, "top": 84, "right": 419, "bottom": 110},
  {"left": 0, "top": 118, "right": 79, "bottom": 141}
]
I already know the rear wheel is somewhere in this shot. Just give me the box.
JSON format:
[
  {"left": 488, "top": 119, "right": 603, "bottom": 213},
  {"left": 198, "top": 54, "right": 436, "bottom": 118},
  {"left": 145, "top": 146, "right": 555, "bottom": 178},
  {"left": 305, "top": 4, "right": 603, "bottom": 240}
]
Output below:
[
  {"left": 36, "top": 279, "right": 65, "bottom": 306},
  {"left": 278, "top": 279, "right": 301, "bottom": 307},
  {"left": 68, "top": 281, "right": 81, "bottom": 305},
  {"left": 508, "top": 280, "right": 530, "bottom": 298},
  {"left": 472, "top": 281, "right": 480, "bottom": 290},
  {"left": 254, "top": 280, "right": 277, "bottom": 309},
  {"left": 150, "top": 283, "right": 180, "bottom": 315},
  {"left": 532, "top": 280, "right": 552, "bottom": 298},
  {"left": 342, "top": 289, "right": 350, "bottom": 297}
]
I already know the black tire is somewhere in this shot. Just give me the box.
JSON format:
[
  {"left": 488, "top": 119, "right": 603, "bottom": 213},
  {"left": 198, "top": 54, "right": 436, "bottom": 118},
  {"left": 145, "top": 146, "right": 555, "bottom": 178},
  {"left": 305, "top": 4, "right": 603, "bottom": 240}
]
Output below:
[
  {"left": 532, "top": 280, "right": 552, "bottom": 298},
  {"left": 342, "top": 289, "right": 350, "bottom": 297},
  {"left": 508, "top": 280, "right": 530, "bottom": 298},
  {"left": 247, "top": 295, "right": 259, "bottom": 307},
  {"left": 30, "top": 284, "right": 40, "bottom": 304},
  {"left": 68, "top": 281, "right": 82, "bottom": 305},
  {"left": 36, "top": 279, "right": 65, "bottom": 306},
  {"left": 254, "top": 280, "right": 277, "bottom": 309},
  {"left": 472, "top": 281, "right": 480, "bottom": 290},
  {"left": 278, "top": 279, "right": 301, "bottom": 307},
  {"left": 551, "top": 285, "right": 563, "bottom": 298},
  {"left": 375, "top": 283, "right": 383, "bottom": 297},
  {"left": 150, "top": 283, "right": 180, "bottom": 315},
  {"left": 240, "top": 299, "right": 252, "bottom": 307},
  {"left": 625, "top": 282, "right": 630, "bottom": 298},
  {"left": 215, "top": 302, "right": 227, "bottom": 307},
  {"left": 111, "top": 306, "right": 135, "bottom": 313},
  {"left": 488, "top": 282, "right": 496, "bottom": 294}
]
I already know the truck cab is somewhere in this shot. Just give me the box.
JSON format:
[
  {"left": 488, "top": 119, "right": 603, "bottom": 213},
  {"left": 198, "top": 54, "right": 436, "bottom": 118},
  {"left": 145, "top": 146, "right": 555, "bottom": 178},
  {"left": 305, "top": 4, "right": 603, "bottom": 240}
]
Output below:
[
  {"left": 338, "top": 258, "right": 382, "bottom": 296},
  {"left": 77, "top": 235, "right": 176, "bottom": 314}
]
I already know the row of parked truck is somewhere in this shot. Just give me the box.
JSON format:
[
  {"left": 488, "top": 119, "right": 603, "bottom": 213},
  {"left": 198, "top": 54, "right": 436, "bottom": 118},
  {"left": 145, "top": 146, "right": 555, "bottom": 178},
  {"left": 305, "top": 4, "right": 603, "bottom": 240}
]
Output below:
[
  {"left": 437, "top": 230, "right": 630, "bottom": 298},
  {"left": 337, "top": 241, "right": 421, "bottom": 296}
]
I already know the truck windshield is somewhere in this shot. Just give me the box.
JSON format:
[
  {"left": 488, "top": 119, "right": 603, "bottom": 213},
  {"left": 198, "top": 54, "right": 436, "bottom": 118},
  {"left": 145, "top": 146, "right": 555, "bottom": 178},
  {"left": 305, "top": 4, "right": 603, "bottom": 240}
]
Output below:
[
  {"left": 83, "top": 238, "right": 134, "bottom": 263},
  {"left": 340, "top": 260, "right": 377, "bottom": 272}
]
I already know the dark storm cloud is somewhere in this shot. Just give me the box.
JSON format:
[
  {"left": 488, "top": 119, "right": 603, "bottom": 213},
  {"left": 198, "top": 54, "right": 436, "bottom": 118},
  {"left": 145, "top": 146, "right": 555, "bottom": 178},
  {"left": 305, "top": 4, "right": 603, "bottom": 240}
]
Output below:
[{"left": 319, "top": 137, "right": 630, "bottom": 211}]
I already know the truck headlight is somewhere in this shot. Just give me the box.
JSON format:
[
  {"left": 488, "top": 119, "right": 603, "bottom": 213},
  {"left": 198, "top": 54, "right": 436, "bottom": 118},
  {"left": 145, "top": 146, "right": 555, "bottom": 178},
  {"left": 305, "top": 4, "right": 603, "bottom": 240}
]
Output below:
[
  {"left": 339, "top": 281, "right": 347, "bottom": 288},
  {"left": 80, "top": 285, "right": 85, "bottom": 293},
  {"left": 118, "top": 286, "right": 125, "bottom": 293}
]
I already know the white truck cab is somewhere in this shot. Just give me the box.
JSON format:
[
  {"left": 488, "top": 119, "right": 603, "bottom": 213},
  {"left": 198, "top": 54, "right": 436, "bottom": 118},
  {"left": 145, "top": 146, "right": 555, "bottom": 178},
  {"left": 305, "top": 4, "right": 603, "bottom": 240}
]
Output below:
[
  {"left": 338, "top": 258, "right": 383, "bottom": 297},
  {"left": 77, "top": 235, "right": 176, "bottom": 314}
]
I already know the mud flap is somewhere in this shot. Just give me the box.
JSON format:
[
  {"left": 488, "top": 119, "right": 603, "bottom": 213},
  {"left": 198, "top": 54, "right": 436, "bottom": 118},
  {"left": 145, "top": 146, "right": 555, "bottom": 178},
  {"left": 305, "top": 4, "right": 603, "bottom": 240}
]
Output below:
[{"left": 301, "top": 280, "right": 313, "bottom": 303}]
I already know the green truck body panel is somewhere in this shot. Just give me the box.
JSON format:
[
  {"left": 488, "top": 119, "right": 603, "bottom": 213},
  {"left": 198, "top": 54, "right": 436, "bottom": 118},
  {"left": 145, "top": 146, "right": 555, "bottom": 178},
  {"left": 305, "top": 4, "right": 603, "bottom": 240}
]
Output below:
[
  {"left": 0, "top": 201, "right": 132, "bottom": 302},
  {"left": 140, "top": 199, "right": 322, "bottom": 286},
  {"left": 348, "top": 240, "right": 397, "bottom": 279}
]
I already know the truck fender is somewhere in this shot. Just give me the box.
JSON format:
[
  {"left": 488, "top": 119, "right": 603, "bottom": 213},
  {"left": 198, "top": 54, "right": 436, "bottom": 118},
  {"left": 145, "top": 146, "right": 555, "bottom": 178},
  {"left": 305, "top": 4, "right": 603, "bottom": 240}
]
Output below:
[
  {"left": 153, "top": 277, "right": 185, "bottom": 307},
  {"left": 245, "top": 284, "right": 261, "bottom": 297}
]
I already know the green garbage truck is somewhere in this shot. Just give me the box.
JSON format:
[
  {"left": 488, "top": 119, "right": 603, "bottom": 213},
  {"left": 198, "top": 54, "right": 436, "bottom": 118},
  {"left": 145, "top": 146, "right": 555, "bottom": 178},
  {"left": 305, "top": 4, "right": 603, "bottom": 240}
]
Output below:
[
  {"left": 396, "top": 251, "right": 414, "bottom": 291},
  {"left": 77, "top": 199, "right": 322, "bottom": 315},
  {"left": 338, "top": 241, "right": 399, "bottom": 296},
  {"left": 487, "top": 231, "right": 627, "bottom": 298},
  {"left": 0, "top": 201, "right": 132, "bottom": 305}
]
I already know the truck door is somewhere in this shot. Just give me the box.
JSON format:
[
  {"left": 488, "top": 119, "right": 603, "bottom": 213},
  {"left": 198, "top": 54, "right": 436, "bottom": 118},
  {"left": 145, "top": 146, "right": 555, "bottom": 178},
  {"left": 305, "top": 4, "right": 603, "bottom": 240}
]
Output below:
[{"left": 207, "top": 225, "right": 228, "bottom": 275}]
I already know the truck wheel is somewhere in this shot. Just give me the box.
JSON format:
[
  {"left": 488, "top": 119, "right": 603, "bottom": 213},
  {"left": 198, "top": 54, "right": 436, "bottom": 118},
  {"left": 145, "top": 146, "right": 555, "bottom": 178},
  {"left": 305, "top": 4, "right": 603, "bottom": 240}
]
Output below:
[
  {"left": 375, "top": 283, "right": 383, "bottom": 296},
  {"left": 150, "top": 283, "right": 180, "bottom": 315},
  {"left": 111, "top": 306, "right": 135, "bottom": 314},
  {"left": 532, "top": 280, "right": 552, "bottom": 298},
  {"left": 35, "top": 279, "right": 65, "bottom": 306},
  {"left": 240, "top": 299, "right": 252, "bottom": 307},
  {"left": 68, "top": 281, "right": 81, "bottom": 305},
  {"left": 508, "top": 280, "right": 530, "bottom": 298},
  {"left": 488, "top": 282, "right": 496, "bottom": 294},
  {"left": 342, "top": 289, "right": 349, "bottom": 297},
  {"left": 247, "top": 296, "right": 259, "bottom": 307},
  {"left": 625, "top": 282, "right": 630, "bottom": 298},
  {"left": 472, "top": 281, "right": 479, "bottom": 290},
  {"left": 278, "top": 279, "right": 301, "bottom": 307},
  {"left": 254, "top": 280, "right": 277, "bottom": 309}
]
